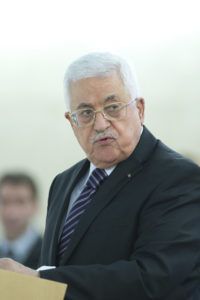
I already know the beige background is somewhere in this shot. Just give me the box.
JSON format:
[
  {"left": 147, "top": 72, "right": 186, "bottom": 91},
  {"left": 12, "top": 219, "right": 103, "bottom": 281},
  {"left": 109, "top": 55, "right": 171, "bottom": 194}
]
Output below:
[{"left": 0, "top": 0, "right": 199, "bottom": 231}]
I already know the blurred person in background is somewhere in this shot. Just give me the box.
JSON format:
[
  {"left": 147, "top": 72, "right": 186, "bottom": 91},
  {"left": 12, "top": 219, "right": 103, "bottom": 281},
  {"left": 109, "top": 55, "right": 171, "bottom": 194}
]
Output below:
[{"left": 0, "top": 172, "right": 42, "bottom": 269}]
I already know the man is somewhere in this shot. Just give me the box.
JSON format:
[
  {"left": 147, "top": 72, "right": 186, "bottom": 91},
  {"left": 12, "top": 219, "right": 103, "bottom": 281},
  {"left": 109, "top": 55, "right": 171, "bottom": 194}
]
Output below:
[
  {"left": 0, "top": 173, "right": 42, "bottom": 269},
  {"left": 0, "top": 52, "right": 200, "bottom": 300}
]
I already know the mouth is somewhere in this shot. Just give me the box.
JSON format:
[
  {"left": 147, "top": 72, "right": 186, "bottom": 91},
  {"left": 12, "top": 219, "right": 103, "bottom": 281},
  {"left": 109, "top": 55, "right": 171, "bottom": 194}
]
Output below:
[{"left": 95, "top": 137, "right": 115, "bottom": 145}]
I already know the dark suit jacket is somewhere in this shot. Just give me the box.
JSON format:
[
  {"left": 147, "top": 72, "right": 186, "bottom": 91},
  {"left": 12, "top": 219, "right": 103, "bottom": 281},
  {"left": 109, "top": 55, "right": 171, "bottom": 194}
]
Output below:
[
  {"left": 24, "top": 236, "right": 42, "bottom": 269},
  {"left": 40, "top": 127, "right": 200, "bottom": 300}
]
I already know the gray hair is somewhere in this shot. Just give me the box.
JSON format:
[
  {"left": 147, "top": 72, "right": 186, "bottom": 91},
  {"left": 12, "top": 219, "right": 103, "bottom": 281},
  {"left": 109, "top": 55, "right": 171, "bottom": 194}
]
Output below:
[{"left": 64, "top": 52, "right": 141, "bottom": 110}]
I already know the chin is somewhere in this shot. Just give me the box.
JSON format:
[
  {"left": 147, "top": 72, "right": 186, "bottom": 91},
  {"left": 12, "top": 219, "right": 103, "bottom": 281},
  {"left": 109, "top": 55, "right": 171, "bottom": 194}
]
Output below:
[
  {"left": 89, "top": 147, "right": 125, "bottom": 168},
  {"left": 90, "top": 155, "right": 119, "bottom": 169}
]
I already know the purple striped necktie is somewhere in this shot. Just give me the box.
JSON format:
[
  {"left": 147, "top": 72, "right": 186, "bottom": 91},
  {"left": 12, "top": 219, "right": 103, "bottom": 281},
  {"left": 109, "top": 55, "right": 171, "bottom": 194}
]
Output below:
[{"left": 58, "top": 168, "right": 108, "bottom": 259}]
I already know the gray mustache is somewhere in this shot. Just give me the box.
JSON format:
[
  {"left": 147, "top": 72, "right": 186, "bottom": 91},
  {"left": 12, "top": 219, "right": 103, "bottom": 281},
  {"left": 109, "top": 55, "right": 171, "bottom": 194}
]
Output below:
[{"left": 90, "top": 131, "right": 119, "bottom": 143}]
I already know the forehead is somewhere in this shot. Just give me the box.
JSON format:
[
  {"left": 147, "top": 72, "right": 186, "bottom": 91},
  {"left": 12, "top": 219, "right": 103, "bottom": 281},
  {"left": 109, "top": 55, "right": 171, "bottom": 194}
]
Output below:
[
  {"left": 69, "top": 72, "right": 130, "bottom": 110},
  {"left": 0, "top": 183, "right": 33, "bottom": 200}
]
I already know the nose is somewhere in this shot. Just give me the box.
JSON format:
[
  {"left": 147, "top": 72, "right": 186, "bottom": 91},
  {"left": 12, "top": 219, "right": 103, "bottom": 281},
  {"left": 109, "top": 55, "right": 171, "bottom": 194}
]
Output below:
[{"left": 93, "top": 111, "right": 110, "bottom": 131}]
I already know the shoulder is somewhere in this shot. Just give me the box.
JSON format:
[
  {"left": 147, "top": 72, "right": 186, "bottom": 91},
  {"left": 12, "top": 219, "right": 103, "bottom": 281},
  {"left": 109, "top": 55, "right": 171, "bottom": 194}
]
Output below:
[
  {"left": 136, "top": 128, "right": 200, "bottom": 191},
  {"left": 153, "top": 140, "right": 200, "bottom": 176},
  {"left": 139, "top": 127, "right": 199, "bottom": 172},
  {"left": 143, "top": 140, "right": 200, "bottom": 206}
]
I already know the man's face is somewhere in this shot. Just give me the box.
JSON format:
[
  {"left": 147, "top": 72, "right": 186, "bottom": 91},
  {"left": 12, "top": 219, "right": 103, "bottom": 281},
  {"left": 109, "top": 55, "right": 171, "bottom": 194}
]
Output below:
[
  {"left": 66, "top": 72, "right": 145, "bottom": 168},
  {"left": 0, "top": 184, "right": 37, "bottom": 240}
]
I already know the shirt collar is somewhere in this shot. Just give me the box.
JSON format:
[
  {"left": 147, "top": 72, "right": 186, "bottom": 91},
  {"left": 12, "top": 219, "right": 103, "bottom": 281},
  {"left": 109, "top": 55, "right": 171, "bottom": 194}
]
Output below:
[{"left": 89, "top": 163, "right": 115, "bottom": 176}]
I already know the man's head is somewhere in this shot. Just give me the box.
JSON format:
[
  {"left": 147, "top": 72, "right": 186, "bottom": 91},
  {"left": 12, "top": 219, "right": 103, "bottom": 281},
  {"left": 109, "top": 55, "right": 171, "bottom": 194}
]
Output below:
[
  {"left": 0, "top": 173, "right": 38, "bottom": 240},
  {"left": 64, "top": 52, "right": 145, "bottom": 168}
]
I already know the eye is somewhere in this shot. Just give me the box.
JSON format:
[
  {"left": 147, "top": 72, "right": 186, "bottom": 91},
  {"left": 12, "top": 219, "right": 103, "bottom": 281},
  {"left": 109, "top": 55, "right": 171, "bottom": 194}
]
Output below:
[
  {"left": 78, "top": 109, "right": 94, "bottom": 118},
  {"left": 105, "top": 103, "right": 122, "bottom": 112}
]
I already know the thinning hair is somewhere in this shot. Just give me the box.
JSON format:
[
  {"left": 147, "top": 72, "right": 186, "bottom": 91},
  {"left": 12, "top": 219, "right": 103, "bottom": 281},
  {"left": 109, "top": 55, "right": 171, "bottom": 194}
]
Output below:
[
  {"left": 0, "top": 172, "right": 38, "bottom": 200},
  {"left": 64, "top": 52, "right": 141, "bottom": 110}
]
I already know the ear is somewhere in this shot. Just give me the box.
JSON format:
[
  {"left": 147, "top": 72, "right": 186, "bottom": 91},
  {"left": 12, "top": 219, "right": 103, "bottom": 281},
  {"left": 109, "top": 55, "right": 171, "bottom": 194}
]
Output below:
[
  {"left": 136, "top": 98, "right": 145, "bottom": 124},
  {"left": 65, "top": 112, "right": 76, "bottom": 130},
  {"left": 64, "top": 112, "right": 74, "bottom": 128},
  {"left": 64, "top": 112, "right": 70, "bottom": 121}
]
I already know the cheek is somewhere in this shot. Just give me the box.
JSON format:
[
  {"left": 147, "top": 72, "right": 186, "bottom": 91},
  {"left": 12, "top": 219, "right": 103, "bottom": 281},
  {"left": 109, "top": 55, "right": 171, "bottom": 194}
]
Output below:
[
  {"left": 114, "top": 124, "right": 132, "bottom": 144},
  {"left": 18, "top": 206, "right": 34, "bottom": 220},
  {"left": 115, "top": 120, "right": 141, "bottom": 149},
  {"left": 117, "top": 133, "right": 132, "bottom": 150},
  {"left": 74, "top": 128, "right": 93, "bottom": 152}
]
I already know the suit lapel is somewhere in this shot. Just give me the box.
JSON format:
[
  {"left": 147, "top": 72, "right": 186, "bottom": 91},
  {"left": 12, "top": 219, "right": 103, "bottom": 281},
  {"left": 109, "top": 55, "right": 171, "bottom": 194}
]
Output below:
[
  {"left": 49, "top": 160, "right": 90, "bottom": 264},
  {"left": 59, "top": 127, "right": 158, "bottom": 265}
]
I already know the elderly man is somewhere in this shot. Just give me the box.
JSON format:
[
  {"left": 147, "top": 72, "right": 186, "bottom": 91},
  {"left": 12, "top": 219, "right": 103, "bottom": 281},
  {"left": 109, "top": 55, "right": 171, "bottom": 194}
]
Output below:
[{"left": 0, "top": 52, "right": 200, "bottom": 300}]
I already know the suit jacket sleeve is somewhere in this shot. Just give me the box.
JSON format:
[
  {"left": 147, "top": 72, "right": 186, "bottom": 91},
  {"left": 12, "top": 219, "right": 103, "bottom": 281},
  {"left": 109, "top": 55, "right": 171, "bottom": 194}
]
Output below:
[{"left": 39, "top": 159, "right": 200, "bottom": 300}]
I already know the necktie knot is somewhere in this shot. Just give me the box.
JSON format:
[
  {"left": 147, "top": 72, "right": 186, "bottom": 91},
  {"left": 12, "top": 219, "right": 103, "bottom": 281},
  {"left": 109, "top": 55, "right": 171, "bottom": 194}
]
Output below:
[{"left": 86, "top": 168, "right": 107, "bottom": 190}]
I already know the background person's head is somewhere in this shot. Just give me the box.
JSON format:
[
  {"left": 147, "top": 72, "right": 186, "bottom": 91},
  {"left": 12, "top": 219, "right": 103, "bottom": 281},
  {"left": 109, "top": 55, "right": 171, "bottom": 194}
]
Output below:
[
  {"left": 0, "top": 173, "right": 38, "bottom": 240},
  {"left": 64, "top": 52, "right": 145, "bottom": 168}
]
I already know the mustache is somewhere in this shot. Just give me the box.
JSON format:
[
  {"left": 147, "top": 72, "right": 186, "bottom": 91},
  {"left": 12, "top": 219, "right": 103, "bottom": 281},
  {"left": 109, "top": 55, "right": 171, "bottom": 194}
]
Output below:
[{"left": 90, "top": 130, "right": 118, "bottom": 144}]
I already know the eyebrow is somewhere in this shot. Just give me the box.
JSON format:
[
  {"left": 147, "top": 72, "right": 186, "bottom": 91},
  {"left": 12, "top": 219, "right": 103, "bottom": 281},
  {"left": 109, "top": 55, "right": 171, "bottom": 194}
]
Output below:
[
  {"left": 104, "top": 94, "right": 119, "bottom": 102},
  {"left": 76, "top": 103, "right": 94, "bottom": 110},
  {"left": 75, "top": 94, "right": 120, "bottom": 110}
]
